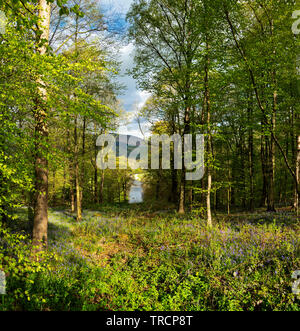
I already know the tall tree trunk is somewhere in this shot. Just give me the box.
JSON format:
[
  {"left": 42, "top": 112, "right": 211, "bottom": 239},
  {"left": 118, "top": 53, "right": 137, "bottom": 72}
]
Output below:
[
  {"left": 227, "top": 185, "right": 231, "bottom": 215},
  {"left": 94, "top": 126, "right": 99, "bottom": 204},
  {"left": 94, "top": 165, "right": 98, "bottom": 203},
  {"left": 292, "top": 108, "right": 299, "bottom": 213},
  {"left": 248, "top": 97, "right": 254, "bottom": 212},
  {"left": 52, "top": 170, "right": 56, "bottom": 206},
  {"left": 266, "top": 137, "right": 276, "bottom": 212},
  {"left": 260, "top": 134, "right": 267, "bottom": 208},
  {"left": 240, "top": 141, "right": 246, "bottom": 209},
  {"left": 79, "top": 116, "right": 86, "bottom": 211},
  {"left": 170, "top": 132, "right": 178, "bottom": 204},
  {"left": 123, "top": 181, "right": 127, "bottom": 202},
  {"left": 204, "top": 40, "right": 212, "bottom": 227},
  {"left": 156, "top": 175, "right": 160, "bottom": 201},
  {"left": 66, "top": 124, "right": 75, "bottom": 212},
  {"left": 266, "top": 75, "right": 277, "bottom": 212},
  {"left": 99, "top": 170, "right": 104, "bottom": 204},
  {"left": 282, "top": 134, "right": 289, "bottom": 206},
  {"left": 32, "top": 0, "right": 51, "bottom": 251},
  {"left": 295, "top": 135, "right": 300, "bottom": 216},
  {"left": 178, "top": 104, "right": 191, "bottom": 215},
  {"left": 74, "top": 116, "right": 82, "bottom": 221},
  {"left": 188, "top": 187, "right": 193, "bottom": 213},
  {"left": 70, "top": 185, "right": 75, "bottom": 212},
  {"left": 170, "top": 167, "right": 178, "bottom": 204},
  {"left": 178, "top": 101, "right": 191, "bottom": 215},
  {"left": 178, "top": 175, "right": 185, "bottom": 214},
  {"left": 269, "top": 19, "right": 276, "bottom": 212}
]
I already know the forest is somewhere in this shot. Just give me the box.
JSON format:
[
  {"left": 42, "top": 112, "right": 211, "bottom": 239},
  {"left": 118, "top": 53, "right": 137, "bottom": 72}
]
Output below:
[{"left": 0, "top": 0, "right": 299, "bottom": 312}]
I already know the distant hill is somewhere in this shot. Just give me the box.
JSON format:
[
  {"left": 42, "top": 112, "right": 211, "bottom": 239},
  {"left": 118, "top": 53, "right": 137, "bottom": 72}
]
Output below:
[{"left": 113, "top": 134, "right": 146, "bottom": 159}]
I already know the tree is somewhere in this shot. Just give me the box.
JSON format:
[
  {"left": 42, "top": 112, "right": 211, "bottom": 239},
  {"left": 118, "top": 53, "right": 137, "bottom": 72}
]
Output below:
[
  {"left": 0, "top": 0, "right": 118, "bottom": 249},
  {"left": 127, "top": 0, "right": 210, "bottom": 215},
  {"left": 32, "top": 0, "right": 51, "bottom": 251}
]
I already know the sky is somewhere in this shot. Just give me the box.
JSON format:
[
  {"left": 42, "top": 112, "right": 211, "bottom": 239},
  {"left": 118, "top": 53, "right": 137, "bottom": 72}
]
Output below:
[{"left": 101, "top": 0, "right": 151, "bottom": 139}]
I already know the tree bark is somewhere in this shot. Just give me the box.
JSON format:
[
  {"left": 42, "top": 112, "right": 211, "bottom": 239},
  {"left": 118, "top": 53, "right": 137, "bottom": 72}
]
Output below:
[
  {"left": 296, "top": 135, "right": 300, "bottom": 215},
  {"left": 248, "top": 96, "right": 254, "bottom": 212},
  {"left": 99, "top": 170, "right": 104, "bottom": 204},
  {"left": 94, "top": 165, "right": 98, "bottom": 203},
  {"left": 32, "top": 0, "right": 51, "bottom": 251},
  {"left": 260, "top": 134, "right": 267, "bottom": 208},
  {"left": 74, "top": 115, "right": 82, "bottom": 221},
  {"left": 204, "top": 38, "right": 212, "bottom": 227},
  {"left": 178, "top": 175, "right": 185, "bottom": 214}
]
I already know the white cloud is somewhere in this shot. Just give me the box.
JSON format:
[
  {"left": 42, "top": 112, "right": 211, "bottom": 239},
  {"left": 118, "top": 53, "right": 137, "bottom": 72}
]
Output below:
[
  {"left": 118, "top": 44, "right": 151, "bottom": 111},
  {"left": 100, "top": 1, "right": 152, "bottom": 139},
  {"left": 101, "top": 0, "right": 133, "bottom": 16},
  {"left": 115, "top": 43, "right": 151, "bottom": 138},
  {"left": 137, "top": 90, "right": 151, "bottom": 109}
]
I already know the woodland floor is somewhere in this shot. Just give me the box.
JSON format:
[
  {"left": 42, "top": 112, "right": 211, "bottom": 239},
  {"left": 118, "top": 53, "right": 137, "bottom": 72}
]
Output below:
[{"left": 1, "top": 204, "right": 299, "bottom": 311}]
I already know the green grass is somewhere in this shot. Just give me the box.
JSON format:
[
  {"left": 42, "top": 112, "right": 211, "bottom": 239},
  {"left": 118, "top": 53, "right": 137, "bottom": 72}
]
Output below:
[{"left": 0, "top": 206, "right": 299, "bottom": 311}]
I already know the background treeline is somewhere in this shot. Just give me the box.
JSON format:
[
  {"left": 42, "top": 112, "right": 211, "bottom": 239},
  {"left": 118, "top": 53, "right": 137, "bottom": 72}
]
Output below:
[{"left": 128, "top": 0, "right": 300, "bottom": 222}]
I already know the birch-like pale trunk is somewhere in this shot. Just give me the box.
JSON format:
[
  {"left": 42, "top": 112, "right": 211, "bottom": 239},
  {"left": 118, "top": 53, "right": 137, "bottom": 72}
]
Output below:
[{"left": 32, "top": 0, "right": 51, "bottom": 251}]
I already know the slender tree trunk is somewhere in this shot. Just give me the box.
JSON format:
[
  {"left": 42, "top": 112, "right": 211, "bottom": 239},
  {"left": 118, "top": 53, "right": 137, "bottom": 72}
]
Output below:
[
  {"left": 227, "top": 156, "right": 231, "bottom": 215},
  {"left": 248, "top": 98, "right": 254, "bottom": 212},
  {"left": 71, "top": 185, "right": 75, "bottom": 212},
  {"left": 291, "top": 106, "right": 296, "bottom": 202},
  {"left": 170, "top": 134, "right": 178, "bottom": 204},
  {"left": 266, "top": 137, "right": 276, "bottom": 212},
  {"left": 171, "top": 168, "right": 178, "bottom": 204},
  {"left": 32, "top": 0, "right": 51, "bottom": 251},
  {"left": 156, "top": 175, "right": 160, "bottom": 201},
  {"left": 66, "top": 124, "right": 75, "bottom": 212},
  {"left": 178, "top": 104, "right": 191, "bottom": 215},
  {"left": 188, "top": 187, "right": 193, "bottom": 213},
  {"left": 207, "top": 164, "right": 212, "bottom": 226},
  {"left": 204, "top": 39, "right": 212, "bottom": 227},
  {"left": 266, "top": 79, "right": 277, "bottom": 212},
  {"left": 118, "top": 182, "right": 121, "bottom": 203},
  {"left": 94, "top": 166, "right": 98, "bottom": 203},
  {"left": 178, "top": 175, "right": 185, "bottom": 214},
  {"left": 260, "top": 134, "right": 267, "bottom": 208},
  {"left": 282, "top": 134, "right": 288, "bottom": 206},
  {"left": 63, "top": 163, "right": 66, "bottom": 201},
  {"left": 123, "top": 181, "right": 127, "bottom": 202},
  {"left": 99, "top": 170, "right": 104, "bottom": 204},
  {"left": 52, "top": 170, "right": 56, "bottom": 206},
  {"left": 296, "top": 135, "right": 300, "bottom": 215},
  {"left": 74, "top": 116, "right": 82, "bottom": 221},
  {"left": 227, "top": 186, "right": 230, "bottom": 216},
  {"left": 240, "top": 141, "right": 246, "bottom": 209},
  {"left": 178, "top": 102, "right": 191, "bottom": 215},
  {"left": 269, "top": 20, "right": 276, "bottom": 212},
  {"left": 94, "top": 126, "right": 99, "bottom": 204},
  {"left": 79, "top": 117, "right": 86, "bottom": 211},
  {"left": 292, "top": 107, "right": 300, "bottom": 212},
  {"left": 72, "top": 15, "right": 82, "bottom": 221},
  {"left": 28, "top": 190, "right": 35, "bottom": 232}
]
